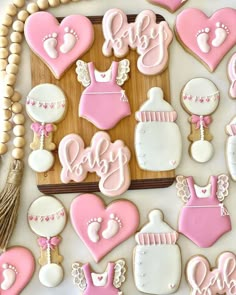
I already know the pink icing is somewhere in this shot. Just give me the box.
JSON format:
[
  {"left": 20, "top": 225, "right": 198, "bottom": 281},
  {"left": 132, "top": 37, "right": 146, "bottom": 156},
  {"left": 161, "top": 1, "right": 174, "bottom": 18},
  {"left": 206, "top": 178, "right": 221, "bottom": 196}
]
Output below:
[
  {"left": 186, "top": 252, "right": 236, "bottom": 295},
  {"left": 24, "top": 12, "right": 94, "bottom": 79},
  {"left": 58, "top": 132, "right": 131, "bottom": 197},
  {"left": 102, "top": 9, "right": 173, "bottom": 75},
  {"left": 175, "top": 8, "right": 236, "bottom": 72},
  {"left": 228, "top": 53, "right": 236, "bottom": 98},
  {"left": 70, "top": 193, "right": 139, "bottom": 262},
  {"left": 149, "top": 0, "right": 188, "bottom": 12},
  {"left": 0, "top": 247, "right": 35, "bottom": 294}
]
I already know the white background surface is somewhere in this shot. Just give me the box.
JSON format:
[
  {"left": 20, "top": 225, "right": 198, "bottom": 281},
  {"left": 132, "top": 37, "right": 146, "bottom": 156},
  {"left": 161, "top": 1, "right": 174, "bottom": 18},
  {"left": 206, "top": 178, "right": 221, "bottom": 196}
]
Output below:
[{"left": 0, "top": 0, "right": 236, "bottom": 294}]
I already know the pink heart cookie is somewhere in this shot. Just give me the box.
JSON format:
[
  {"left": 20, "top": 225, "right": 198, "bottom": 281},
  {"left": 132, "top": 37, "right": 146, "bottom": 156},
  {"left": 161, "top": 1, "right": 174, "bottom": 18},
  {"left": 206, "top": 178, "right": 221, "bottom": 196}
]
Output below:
[
  {"left": 148, "top": 0, "right": 188, "bottom": 13},
  {"left": 70, "top": 193, "right": 139, "bottom": 262},
  {"left": 0, "top": 247, "right": 35, "bottom": 294},
  {"left": 175, "top": 8, "right": 236, "bottom": 72},
  {"left": 24, "top": 12, "right": 94, "bottom": 79}
]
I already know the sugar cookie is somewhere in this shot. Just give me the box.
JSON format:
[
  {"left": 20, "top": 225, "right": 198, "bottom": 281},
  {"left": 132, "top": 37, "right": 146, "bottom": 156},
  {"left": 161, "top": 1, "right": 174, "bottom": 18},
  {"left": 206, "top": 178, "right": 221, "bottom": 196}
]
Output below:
[
  {"left": 228, "top": 52, "right": 236, "bottom": 99},
  {"left": 147, "top": 0, "right": 188, "bottom": 13},
  {"left": 226, "top": 116, "right": 236, "bottom": 181}
]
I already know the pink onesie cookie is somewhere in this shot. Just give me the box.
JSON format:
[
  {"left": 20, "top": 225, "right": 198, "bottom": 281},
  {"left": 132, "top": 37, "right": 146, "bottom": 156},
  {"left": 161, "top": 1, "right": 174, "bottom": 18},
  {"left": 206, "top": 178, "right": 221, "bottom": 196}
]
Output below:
[
  {"left": 186, "top": 252, "right": 236, "bottom": 295},
  {"left": 70, "top": 193, "right": 139, "bottom": 262},
  {"left": 228, "top": 52, "right": 236, "bottom": 99},
  {"left": 24, "top": 12, "right": 94, "bottom": 79},
  {"left": 76, "top": 59, "right": 131, "bottom": 130},
  {"left": 176, "top": 175, "right": 231, "bottom": 247},
  {"left": 72, "top": 259, "right": 126, "bottom": 295},
  {"left": 147, "top": 0, "right": 188, "bottom": 13},
  {"left": 175, "top": 8, "right": 236, "bottom": 72},
  {"left": 58, "top": 131, "right": 131, "bottom": 197},
  {"left": 102, "top": 9, "right": 173, "bottom": 75}
]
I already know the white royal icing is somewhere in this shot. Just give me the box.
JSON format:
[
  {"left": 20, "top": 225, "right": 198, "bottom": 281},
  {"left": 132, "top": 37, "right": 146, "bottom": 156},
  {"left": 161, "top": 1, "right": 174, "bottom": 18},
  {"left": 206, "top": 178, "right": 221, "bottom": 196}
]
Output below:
[
  {"left": 28, "top": 149, "right": 54, "bottom": 173},
  {"left": 190, "top": 140, "right": 214, "bottom": 163},
  {"left": 91, "top": 272, "right": 108, "bottom": 287},
  {"left": 39, "top": 263, "right": 64, "bottom": 288}
]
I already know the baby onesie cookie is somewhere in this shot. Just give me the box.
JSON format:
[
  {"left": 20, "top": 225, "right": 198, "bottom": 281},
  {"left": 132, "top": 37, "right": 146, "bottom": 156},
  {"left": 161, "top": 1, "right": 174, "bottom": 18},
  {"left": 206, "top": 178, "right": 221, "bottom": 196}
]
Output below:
[
  {"left": 181, "top": 78, "right": 220, "bottom": 163},
  {"left": 226, "top": 116, "right": 236, "bottom": 181},
  {"left": 72, "top": 259, "right": 126, "bottom": 295},
  {"left": 58, "top": 131, "right": 131, "bottom": 197},
  {"left": 0, "top": 247, "right": 35, "bottom": 294},
  {"left": 133, "top": 210, "right": 181, "bottom": 294},
  {"left": 176, "top": 174, "right": 231, "bottom": 247},
  {"left": 26, "top": 83, "right": 67, "bottom": 173},
  {"left": 186, "top": 252, "right": 236, "bottom": 295},
  {"left": 228, "top": 52, "right": 236, "bottom": 98},
  {"left": 28, "top": 195, "right": 67, "bottom": 287},
  {"left": 135, "top": 87, "right": 182, "bottom": 171},
  {"left": 147, "top": 0, "right": 188, "bottom": 13},
  {"left": 175, "top": 8, "right": 236, "bottom": 72},
  {"left": 70, "top": 193, "right": 139, "bottom": 262},
  {"left": 25, "top": 12, "right": 94, "bottom": 79},
  {"left": 102, "top": 9, "right": 173, "bottom": 75},
  {"left": 76, "top": 59, "right": 131, "bottom": 130}
]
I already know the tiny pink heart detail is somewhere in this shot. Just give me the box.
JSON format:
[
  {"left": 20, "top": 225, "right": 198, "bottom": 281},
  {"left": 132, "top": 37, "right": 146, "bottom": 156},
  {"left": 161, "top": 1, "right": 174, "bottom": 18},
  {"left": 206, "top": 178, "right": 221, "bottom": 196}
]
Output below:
[
  {"left": 170, "top": 160, "right": 177, "bottom": 166},
  {"left": 98, "top": 276, "right": 103, "bottom": 281},
  {"left": 24, "top": 12, "right": 94, "bottom": 79},
  {"left": 176, "top": 8, "right": 236, "bottom": 72},
  {"left": 169, "top": 283, "right": 176, "bottom": 289},
  {"left": 101, "top": 73, "right": 106, "bottom": 78},
  {"left": 45, "top": 216, "right": 49, "bottom": 221},
  {"left": 202, "top": 189, "right": 207, "bottom": 193},
  {"left": 149, "top": 0, "right": 188, "bottom": 12},
  {"left": 70, "top": 194, "right": 139, "bottom": 262}
]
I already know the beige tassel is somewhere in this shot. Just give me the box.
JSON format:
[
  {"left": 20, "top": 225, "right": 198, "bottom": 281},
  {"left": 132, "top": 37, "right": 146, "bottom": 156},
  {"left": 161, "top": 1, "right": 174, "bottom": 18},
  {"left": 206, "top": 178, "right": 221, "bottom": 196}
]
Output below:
[{"left": 0, "top": 159, "right": 23, "bottom": 251}]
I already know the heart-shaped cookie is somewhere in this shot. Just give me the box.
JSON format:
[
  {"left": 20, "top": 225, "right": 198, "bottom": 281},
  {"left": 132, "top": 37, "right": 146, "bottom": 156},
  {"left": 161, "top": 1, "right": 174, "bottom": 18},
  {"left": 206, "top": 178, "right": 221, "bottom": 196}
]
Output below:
[
  {"left": 175, "top": 8, "right": 236, "bottom": 72},
  {"left": 0, "top": 247, "right": 35, "bottom": 294},
  {"left": 70, "top": 194, "right": 139, "bottom": 262},
  {"left": 24, "top": 12, "right": 94, "bottom": 79},
  {"left": 148, "top": 0, "right": 188, "bottom": 13}
]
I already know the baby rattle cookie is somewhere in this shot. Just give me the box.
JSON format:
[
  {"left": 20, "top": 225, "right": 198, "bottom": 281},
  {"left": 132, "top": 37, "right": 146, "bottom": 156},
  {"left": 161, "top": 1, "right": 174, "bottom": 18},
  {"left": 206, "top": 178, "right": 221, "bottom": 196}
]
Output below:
[
  {"left": 133, "top": 209, "right": 182, "bottom": 294},
  {"left": 76, "top": 59, "right": 131, "bottom": 130},
  {"left": 228, "top": 52, "right": 236, "bottom": 99},
  {"left": 186, "top": 252, "right": 236, "bottom": 295},
  {"left": 72, "top": 259, "right": 126, "bottom": 295},
  {"left": 28, "top": 195, "right": 67, "bottom": 288},
  {"left": 147, "top": 0, "right": 188, "bottom": 13},
  {"left": 102, "top": 9, "right": 173, "bottom": 76},
  {"left": 70, "top": 193, "right": 139, "bottom": 262},
  {"left": 26, "top": 83, "right": 67, "bottom": 173},
  {"left": 176, "top": 174, "right": 231, "bottom": 247},
  {"left": 181, "top": 78, "right": 220, "bottom": 163},
  {"left": 226, "top": 116, "right": 236, "bottom": 181},
  {"left": 135, "top": 87, "right": 182, "bottom": 171}
]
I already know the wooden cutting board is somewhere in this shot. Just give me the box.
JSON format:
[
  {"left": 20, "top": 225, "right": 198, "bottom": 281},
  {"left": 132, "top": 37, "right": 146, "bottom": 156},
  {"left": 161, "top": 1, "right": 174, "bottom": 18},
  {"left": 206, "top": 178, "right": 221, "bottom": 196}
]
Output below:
[{"left": 30, "top": 14, "right": 175, "bottom": 194}]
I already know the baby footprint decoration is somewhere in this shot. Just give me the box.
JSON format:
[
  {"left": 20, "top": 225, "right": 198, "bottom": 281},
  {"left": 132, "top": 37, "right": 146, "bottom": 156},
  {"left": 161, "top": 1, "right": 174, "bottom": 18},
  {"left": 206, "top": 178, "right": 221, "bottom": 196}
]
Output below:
[
  {"left": 26, "top": 84, "right": 67, "bottom": 173},
  {"left": 28, "top": 195, "right": 67, "bottom": 288},
  {"left": 175, "top": 8, "right": 236, "bottom": 72},
  {"left": 70, "top": 194, "right": 140, "bottom": 262},
  {"left": 24, "top": 12, "right": 94, "bottom": 79}
]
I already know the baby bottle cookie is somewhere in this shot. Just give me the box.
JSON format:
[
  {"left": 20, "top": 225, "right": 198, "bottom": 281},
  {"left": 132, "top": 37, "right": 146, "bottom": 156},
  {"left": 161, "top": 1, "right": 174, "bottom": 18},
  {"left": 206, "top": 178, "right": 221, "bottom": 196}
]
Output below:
[
  {"left": 135, "top": 87, "right": 182, "bottom": 171},
  {"left": 228, "top": 52, "right": 236, "bottom": 99},
  {"left": 28, "top": 195, "right": 67, "bottom": 288},
  {"left": 133, "top": 210, "right": 182, "bottom": 294},
  {"left": 181, "top": 78, "right": 220, "bottom": 163},
  {"left": 26, "top": 83, "right": 67, "bottom": 173},
  {"left": 226, "top": 116, "right": 236, "bottom": 181}
]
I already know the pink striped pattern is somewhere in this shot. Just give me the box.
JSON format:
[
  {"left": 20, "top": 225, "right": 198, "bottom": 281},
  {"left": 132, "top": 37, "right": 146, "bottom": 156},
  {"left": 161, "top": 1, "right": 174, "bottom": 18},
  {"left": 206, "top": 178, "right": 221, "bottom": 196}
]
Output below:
[
  {"left": 136, "top": 232, "right": 178, "bottom": 245},
  {"left": 136, "top": 111, "right": 177, "bottom": 122}
]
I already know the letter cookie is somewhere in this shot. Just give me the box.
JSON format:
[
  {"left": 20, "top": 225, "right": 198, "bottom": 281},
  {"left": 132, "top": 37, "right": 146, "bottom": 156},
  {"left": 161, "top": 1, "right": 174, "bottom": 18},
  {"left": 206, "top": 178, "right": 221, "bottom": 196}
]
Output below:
[
  {"left": 186, "top": 252, "right": 236, "bottom": 295},
  {"left": 76, "top": 59, "right": 131, "bottom": 130},
  {"left": 58, "top": 131, "right": 131, "bottom": 197},
  {"left": 175, "top": 8, "right": 236, "bottom": 72},
  {"left": 147, "top": 0, "right": 188, "bottom": 13},
  {"left": 70, "top": 193, "right": 139, "bottom": 262},
  {"left": 228, "top": 52, "right": 236, "bottom": 98},
  {"left": 72, "top": 259, "right": 126, "bottom": 295},
  {"left": 176, "top": 174, "right": 231, "bottom": 247},
  {"left": 102, "top": 9, "right": 173, "bottom": 75},
  {"left": 135, "top": 87, "right": 182, "bottom": 171},
  {"left": 226, "top": 116, "right": 236, "bottom": 181},
  {"left": 28, "top": 195, "right": 67, "bottom": 287},
  {"left": 26, "top": 84, "right": 67, "bottom": 173},
  {"left": 133, "top": 210, "right": 181, "bottom": 294},
  {"left": 25, "top": 12, "right": 94, "bottom": 79},
  {"left": 181, "top": 78, "right": 220, "bottom": 163}
]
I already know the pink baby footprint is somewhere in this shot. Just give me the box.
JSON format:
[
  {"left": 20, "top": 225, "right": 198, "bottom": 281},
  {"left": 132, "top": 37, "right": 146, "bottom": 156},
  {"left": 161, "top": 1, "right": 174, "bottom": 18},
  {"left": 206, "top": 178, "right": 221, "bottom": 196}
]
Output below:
[
  {"left": 1, "top": 263, "right": 18, "bottom": 291},
  {"left": 87, "top": 217, "right": 103, "bottom": 243},
  {"left": 102, "top": 214, "right": 122, "bottom": 239},
  {"left": 212, "top": 22, "right": 229, "bottom": 47},
  {"left": 43, "top": 33, "right": 58, "bottom": 59},
  {"left": 60, "top": 27, "right": 78, "bottom": 54},
  {"left": 196, "top": 28, "right": 210, "bottom": 53}
]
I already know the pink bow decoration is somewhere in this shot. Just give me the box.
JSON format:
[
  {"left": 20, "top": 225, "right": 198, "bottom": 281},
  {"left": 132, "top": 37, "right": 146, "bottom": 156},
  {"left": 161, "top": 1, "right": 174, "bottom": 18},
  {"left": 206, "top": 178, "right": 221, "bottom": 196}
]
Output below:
[
  {"left": 37, "top": 236, "right": 61, "bottom": 250},
  {"left": 31, "top": 122, "right": 53, "bottom": 137},
  {"left": 191, "top": 115, "right": 212, "bottom": 129}
]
